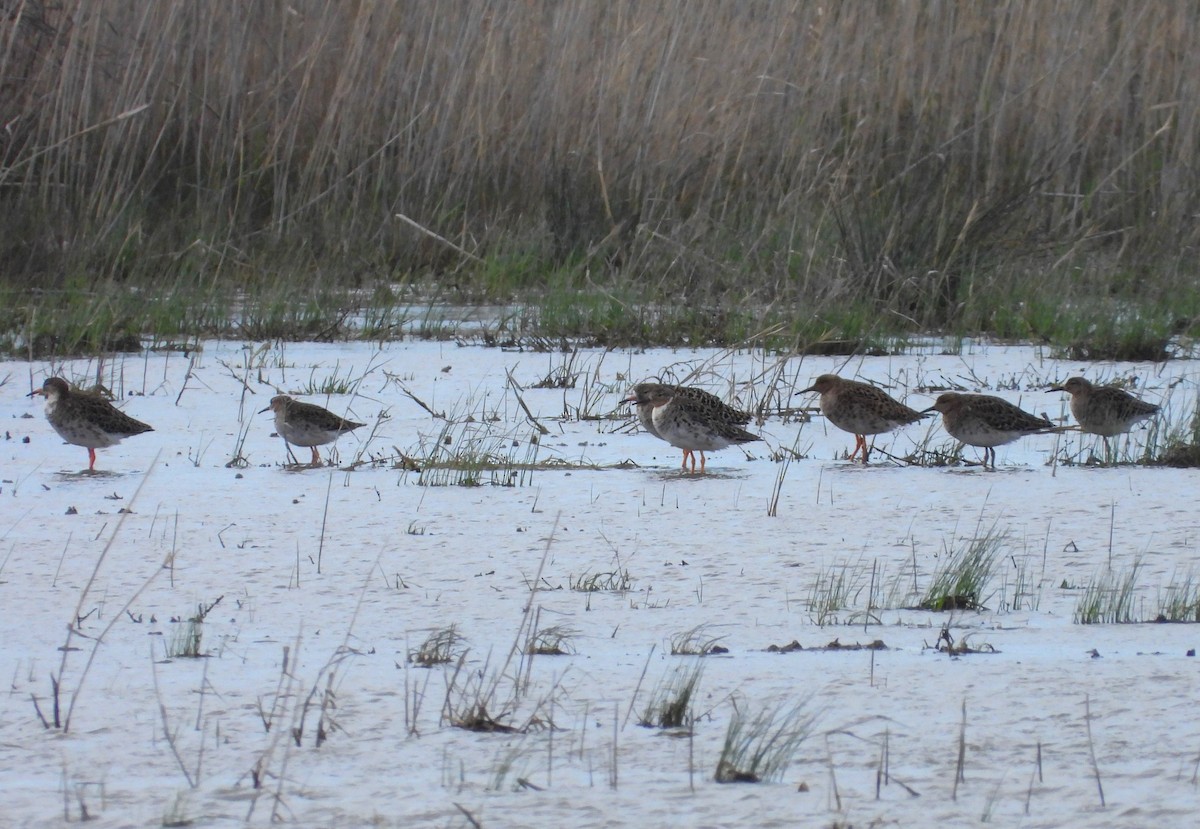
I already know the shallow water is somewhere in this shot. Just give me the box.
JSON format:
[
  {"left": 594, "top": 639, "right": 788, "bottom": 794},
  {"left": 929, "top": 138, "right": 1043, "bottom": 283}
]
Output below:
[{"left": 1, "top": 340, "right": 1197, "bottom": 828}]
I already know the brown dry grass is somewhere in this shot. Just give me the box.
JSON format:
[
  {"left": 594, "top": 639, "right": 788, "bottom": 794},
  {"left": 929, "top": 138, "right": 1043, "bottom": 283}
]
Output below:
[{"left": 2, "top": 1, "right": 1198, "bottom": 341}]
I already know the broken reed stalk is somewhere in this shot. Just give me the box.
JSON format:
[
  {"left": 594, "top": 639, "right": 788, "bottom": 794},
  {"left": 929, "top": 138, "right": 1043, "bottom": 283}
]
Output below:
[
  {"left": 316, "top": 469, "right": 334, "bottom": 574},
  {"left": 622, "top": 644, "right": 657, "bottom": 730},
  {"left": 953, "top": 697, "right": 967, "bottom": 800},
  {"left": 244, "top": 633, "right": 304, "bottom": 821},
  {"left": 1084, "top": 694, "right": 1106, "bottom": 807},
  {"left": 522, "top": 606, "right": 542, "bottom": 695},
  {"left": 447, "top": 513, "right": 561, "bottom": 730},
  {"left": 224, "top": 349, "right": 256, "bottom": 466},
  {"left": 194, "top": 653, "right": 210, "bottom": 729},
  {"left": 150, "top": 649, "right": 199, "bottom": 788},
  {"left": 315, "top": 673, "right": 336, "bottom": 748},
  {"left": 453, "top": 802, "right": 484, "bottom": 829},
  {"left": 511, "top": 514, "right": 559, "bottom": 678},
  {"left": 768, "top": 403, "right": 809, "bottom": 516},
  {"left": 395, "top": 212, "right": 484, "bottom": 264},
  {"left": 546, "top": 693, "right": 554, "bottom": 788},
  {"left": 257, "top": 645, "right": 291, "bottom": 733},
  {"left": 767, "top": 441, "right": 789, "bottom": 517},
  {"left": 826, "top": 734, "right": 842, "bottom": 811},
  {"left": 1107, "top": 500, "right": 1116, "bottom": 566},
  {"left": 865, "top": 559, "right": 877, "bottom": 633},
  {"left": 1024, "top": 740, "right": 1043, "bottom": 815},
  {"left": 689, "top": 705, "right": 696, "bottom": 792},
  {"left": 406, "top": 653, "right": 434, "bottom": 737},
  {"left": 51, "top": 531, "right": 71, "bottom": 588},
  {"left": 506, "top": 368, "right": 551, "bottom": 435},
  {"left": 291, "top": 549, "right": 383, "bottom": 746},
  {"left": 347, "top": 406, "right": 391, "bottom": 467},
  {"left": 57, "top": 451, "right": 164, "bottom": 732},
  {"left": 169, "top": 509, "right": 179, "bottom": 588},
  {"left": 267, "top": 731, "right": 295, "bottom": 825},
  {"left": 611, "top": 703, "right": 619, "bottom": 790},
  {"left": 876, "top": 727, "right": 890, "bottom": 798},
  {"left": 393, "top": 381, "right": 446, "bottom": 420},
  {"left": 175, "top": 351, "right": 202, "bottom": 406}
]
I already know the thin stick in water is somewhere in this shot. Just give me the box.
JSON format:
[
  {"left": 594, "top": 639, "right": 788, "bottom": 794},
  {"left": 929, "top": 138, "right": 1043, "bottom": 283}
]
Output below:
[
  {"left": 1084, "top": 694, "right": 1105, "bottom": 806},
  {"left": 953, "top": 697, "right": 967, "bottom": 799}
]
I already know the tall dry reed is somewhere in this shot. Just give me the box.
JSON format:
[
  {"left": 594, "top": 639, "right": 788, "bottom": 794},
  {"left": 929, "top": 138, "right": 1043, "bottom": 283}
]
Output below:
[{"left": 2, "top": 1, "right": 1198, "bottom": 327}]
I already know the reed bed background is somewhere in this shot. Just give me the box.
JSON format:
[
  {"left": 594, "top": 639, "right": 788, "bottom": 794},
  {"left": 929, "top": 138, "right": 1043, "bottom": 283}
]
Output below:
[{"left": 2, "top": 0, "right": 1198, "bottom": 353}]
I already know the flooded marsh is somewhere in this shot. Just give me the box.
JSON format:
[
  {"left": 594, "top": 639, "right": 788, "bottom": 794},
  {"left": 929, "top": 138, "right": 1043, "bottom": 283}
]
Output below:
[{"left": 1, "top": 339, "right": 1199, "bottom": 828}]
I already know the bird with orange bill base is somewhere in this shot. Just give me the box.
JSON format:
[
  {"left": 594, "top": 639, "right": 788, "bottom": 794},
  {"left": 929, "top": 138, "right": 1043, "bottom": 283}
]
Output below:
[
  {"left": 261, "top": 394, "right": 365, "bottom": 466},
  {"left": 1049, "top": 377, "right": 1159, "bottom": 462},
  {"left": 28, "top": 377, "right": 154, "bottom": 471},
  {"left": 624, "top": 382, "right": 758, "bottom": 473},
  {"left": 798, "top": 374, "right": 925, "bottom": 463},
  {"left": 924, "top": 391, "right": 1054, "bottom": 468}
]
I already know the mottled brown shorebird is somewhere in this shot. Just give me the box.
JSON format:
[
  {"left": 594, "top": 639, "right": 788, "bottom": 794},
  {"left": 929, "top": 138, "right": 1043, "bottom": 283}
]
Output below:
[
  {"left": 623, "top": 382, "right": 752, "bottom": 471},
  {"left": 924, "top": 392, "right": 1054, "bottom": 468},
  {"left": 28, "top": 377, "right": 154, "bottom": 471},
  {"left": 623, "top": 382, "right": 758, "bottom": 472},
  {"left": 798, "top": 374, "right": 925, "bottom": 463},
  {"left": 1050, "top": 377, "right": 1160, "bottom": 461},
  {"left": 261, "top": 395, "right": 365, "bottom": 466}
]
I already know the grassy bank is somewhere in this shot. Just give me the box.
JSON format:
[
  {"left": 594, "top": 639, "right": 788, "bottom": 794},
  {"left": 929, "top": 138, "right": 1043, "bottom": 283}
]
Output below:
[{"left": 2, "top": 1, "right": 1198, "bottom": 354}]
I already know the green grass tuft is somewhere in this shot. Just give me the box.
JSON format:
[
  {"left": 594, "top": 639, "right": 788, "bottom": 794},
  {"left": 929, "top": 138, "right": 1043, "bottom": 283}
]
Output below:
[
  {"left": 1074, "top": 562, "right": 1143, "bottom": 624},
  {"left": 714, "top": 698, "right": 818, "bottom": 784},
  {"left": 918, "top": 524, "right": 1006, "bottom": 612},
  {"left": 639, "top": 661, "right": 704, "bottom": 730},
  {"left": 1155, "top": 571, "right": 1200, "bottom": 623}
]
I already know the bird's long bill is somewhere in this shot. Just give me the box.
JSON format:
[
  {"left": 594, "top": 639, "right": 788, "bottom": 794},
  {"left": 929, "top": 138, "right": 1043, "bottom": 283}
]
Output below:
[
  {"left": 1046, "top": 385, "right": 1066, "bottom": 392},
  {"left": 797, "top": 385, "right": 817, "bottom": 395},
  {"left": 26, "top": 389, "right": 45, "bottom": 398},
  {"left": 921, "top": 404, "right": 937, "bottom": 413},
  {"left": 257, "top": 405, "right": 272, "bottom": 414}
]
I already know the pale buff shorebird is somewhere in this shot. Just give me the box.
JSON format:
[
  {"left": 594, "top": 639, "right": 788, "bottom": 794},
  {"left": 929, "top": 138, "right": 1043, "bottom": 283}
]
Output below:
[
  {"left": 798, "top": 374, "right": 925, "bottom": 463},
  {"left": 924, "top": 391, "right": 1054, "bottom": 468},
  {"left": 624, "top": 382, "right": 758, "bottom": 473},
  {"left": 261, "top": 394, "right": 365, "bottom": 466},
  {"left": 1050, "top": 377, "right": 1159, "bottom": 461},
  {"left": 28, "top": 377, "right": 154, "bottom": 471}
]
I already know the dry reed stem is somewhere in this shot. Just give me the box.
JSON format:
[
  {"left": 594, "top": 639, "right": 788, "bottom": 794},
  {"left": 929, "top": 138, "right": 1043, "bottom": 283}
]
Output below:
[{"left": 3, "top": 1, "right": 1199, "bottom": 314}]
